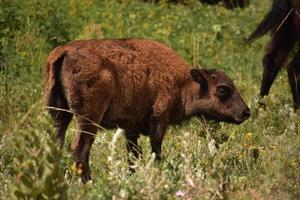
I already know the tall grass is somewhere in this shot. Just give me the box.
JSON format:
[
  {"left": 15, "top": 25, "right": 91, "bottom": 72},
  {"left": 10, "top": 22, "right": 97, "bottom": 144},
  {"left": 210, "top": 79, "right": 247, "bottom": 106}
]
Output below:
[{"left": 1, "top": 0, "right": 300, "bottom": 199}]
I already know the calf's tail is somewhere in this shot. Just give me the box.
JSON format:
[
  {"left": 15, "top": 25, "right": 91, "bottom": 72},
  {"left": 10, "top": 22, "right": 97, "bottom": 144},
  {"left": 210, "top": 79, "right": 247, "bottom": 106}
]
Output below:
[
  {"left": 246, "top": 0, "right": 291, "bottom": 43},
  {"left": 44, "top": 48, "right": 69, "bottom": 117}
]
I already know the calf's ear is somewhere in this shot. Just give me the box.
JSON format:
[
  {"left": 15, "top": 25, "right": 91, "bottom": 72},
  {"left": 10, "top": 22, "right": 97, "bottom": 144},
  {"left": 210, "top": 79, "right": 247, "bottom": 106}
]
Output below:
[{"left": 191, "top": 69, "right": 208, "bottom": 91}]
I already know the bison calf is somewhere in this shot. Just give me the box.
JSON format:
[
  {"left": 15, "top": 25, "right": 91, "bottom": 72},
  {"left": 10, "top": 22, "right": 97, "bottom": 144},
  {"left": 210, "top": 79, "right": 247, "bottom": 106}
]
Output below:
[{"left": 45, "top": 39, "right": 250, "bottom": 182}]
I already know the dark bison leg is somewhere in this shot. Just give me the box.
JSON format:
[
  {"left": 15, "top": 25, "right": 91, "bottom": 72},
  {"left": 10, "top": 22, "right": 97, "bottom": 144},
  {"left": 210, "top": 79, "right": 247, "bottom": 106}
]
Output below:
[
  {"left": 68, "top": 83, "right": 113, "bottom": 182},
  {"left": 71, "top": 95, "right": 111, "bottom": 182},
  {"left": 149, "top": 95, "right": 172, "bottom": 160},
  {"left": 223, "top": 0, "right": 233, "bottom": 9},
  {"left": 241, "top": 0, "right": 250, "bottom": 8},
  {"left": 260, "top": 26, "right": 296, "bottom": 97},
  {"left": 71, "top": 118, "right": 99, "bottom": 182},
  {"left": 236, "top": 0, "right": 243, "bottom": 8},
  {"left": 125, "top": 129, "right": 141, "bottom": 172},
  {"left": 201, "top": 0, "right": 220, "bottom": 5},
  {"left": 71, "top": 96, "right": 110, "bottom": 183},
  {"left": 49, "top": 97, "right": 73, "bottom": 147},
  {"left": 287, "top": 50, "right": 300, "bottom": 110},
  {"left": 237, "top": 0, "right": 248, "bottom": 8},
  {"left": 223, "top": 0, "right": 248, "bottom": 8},
  {"left": 55, "top": 110, "right": 73, "bottom": 147},
  {"left": 149, "top": 116, "right": 168, "bottom": 160}
]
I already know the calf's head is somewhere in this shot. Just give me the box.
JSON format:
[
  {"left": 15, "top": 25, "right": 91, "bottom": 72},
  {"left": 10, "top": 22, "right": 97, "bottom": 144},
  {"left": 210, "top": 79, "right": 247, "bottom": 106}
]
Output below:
[{"left": 190, "top": 68, "right": 250, "bottom": 124}]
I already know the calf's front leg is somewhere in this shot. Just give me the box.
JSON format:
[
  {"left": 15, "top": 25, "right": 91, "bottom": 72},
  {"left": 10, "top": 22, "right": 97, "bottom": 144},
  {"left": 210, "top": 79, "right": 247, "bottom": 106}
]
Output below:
[
  {"left": 149, "top": 116, "right": 168, "bottom": 160},
  {"left": 125, "top": 130, "right": 141, "bottom": 172}
]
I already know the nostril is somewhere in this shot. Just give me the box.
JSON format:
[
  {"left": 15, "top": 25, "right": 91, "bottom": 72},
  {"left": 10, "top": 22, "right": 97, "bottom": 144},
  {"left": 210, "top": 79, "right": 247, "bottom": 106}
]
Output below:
[{"left": 242, "top": 109, "right": 251, "bottom": 119}]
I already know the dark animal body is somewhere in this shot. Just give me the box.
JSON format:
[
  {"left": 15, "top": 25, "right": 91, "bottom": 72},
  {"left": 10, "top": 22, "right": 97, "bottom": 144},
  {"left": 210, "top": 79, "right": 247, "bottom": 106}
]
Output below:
[
  {"left": 45, "top": 39, "right": 250, "bottom": 182},
  {"left": 247, "top": 0, "right": 300, "bottom": 109}
]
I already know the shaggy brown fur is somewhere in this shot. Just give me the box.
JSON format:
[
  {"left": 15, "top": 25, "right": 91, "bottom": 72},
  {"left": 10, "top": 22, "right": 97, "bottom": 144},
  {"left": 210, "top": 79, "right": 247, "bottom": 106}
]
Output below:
[{"left": 45, "top": 39, "right": 250, "bottom": 182}]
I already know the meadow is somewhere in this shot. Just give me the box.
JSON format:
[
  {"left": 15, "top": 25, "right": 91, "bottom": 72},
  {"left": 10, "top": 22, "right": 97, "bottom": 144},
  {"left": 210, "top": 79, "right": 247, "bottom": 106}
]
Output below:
[{"left": 0, "top": 0, "right": 300, "bottom": 199}]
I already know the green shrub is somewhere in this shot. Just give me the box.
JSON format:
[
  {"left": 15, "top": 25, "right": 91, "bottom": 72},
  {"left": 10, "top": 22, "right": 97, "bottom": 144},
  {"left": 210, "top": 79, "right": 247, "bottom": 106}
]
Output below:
[
  {"left": 0, "top": 0, "right": 93, "bottom": 130},
  {"left": 9, "top": 115, "right": 67, "bottom": 200}
]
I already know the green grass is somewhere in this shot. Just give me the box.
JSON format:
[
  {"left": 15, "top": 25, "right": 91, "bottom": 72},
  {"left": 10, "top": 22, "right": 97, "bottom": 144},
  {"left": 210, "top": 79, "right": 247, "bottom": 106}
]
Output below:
[{"left": 1, "top": 0, "right": 300, "bottom": 199}]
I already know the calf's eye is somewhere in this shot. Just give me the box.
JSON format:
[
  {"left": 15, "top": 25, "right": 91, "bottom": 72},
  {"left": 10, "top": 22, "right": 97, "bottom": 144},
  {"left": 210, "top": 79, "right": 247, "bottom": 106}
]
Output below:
[{"left": 216, "top": 86, "right": 231, "bottom": 100}]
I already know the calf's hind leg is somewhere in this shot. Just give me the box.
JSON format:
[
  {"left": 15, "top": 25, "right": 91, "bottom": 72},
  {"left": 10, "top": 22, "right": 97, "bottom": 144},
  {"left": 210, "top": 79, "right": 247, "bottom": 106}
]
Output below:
[
  {"left": 54, "top": 110, "right": 73, "bottom": 147},
  {"left": 72, "top": 116, "right": 100, "bottom": 182},
  {"left": 48, "top": 94, "right": 73, "bottom": 147},
  {"left": 68, "top": 86, "right": 113, "bottom": 182},
  {"left": 71, "top": 99, "right": 110, "bottom": 182}
]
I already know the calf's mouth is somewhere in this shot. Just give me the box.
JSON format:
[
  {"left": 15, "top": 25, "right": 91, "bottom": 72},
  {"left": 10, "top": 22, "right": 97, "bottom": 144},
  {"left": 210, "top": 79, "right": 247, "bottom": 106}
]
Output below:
[{"left": 197, "top": 108, "right": 250, "bottom": 125}]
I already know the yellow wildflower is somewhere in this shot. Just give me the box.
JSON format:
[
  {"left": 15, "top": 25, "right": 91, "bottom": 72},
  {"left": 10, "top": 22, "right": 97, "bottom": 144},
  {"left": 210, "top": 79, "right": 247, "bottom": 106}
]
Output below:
[
  {"left": 71, "top": 163, "right": 77, "bottom": 174},
  {"left": 71, "top": 163, "right": 83, "bottom": 176},
  {"left": 269, "top": 145, "right": 277, "bottom": 151},
  {"left": 259, "top": 146, "right": 266, "bottom": 152},
  {"left": 291, "top": 160, "right": 298, "bottom": 167},
  {"left": 77, "top": 164, "right": 83, "bottom": 176},
  {"left": 244, "top": 132, "right": 253, "bottom": 141}
]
